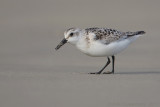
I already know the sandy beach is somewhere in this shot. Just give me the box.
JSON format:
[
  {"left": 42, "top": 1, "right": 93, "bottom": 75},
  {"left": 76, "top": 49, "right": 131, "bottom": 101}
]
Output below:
[{"left": 0, "top": 0, "right": 160, "bottom": 107}]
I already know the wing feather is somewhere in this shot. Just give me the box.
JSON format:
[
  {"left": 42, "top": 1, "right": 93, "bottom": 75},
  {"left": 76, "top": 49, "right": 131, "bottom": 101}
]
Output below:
[{"left": 85, "top": 28, "right": 126, "bottom": 44}]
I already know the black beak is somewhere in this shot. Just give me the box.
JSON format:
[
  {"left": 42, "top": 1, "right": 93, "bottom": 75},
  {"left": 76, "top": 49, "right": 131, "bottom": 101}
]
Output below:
[{"left": 55, "top": 38, "right": 67, "bottom": 50}]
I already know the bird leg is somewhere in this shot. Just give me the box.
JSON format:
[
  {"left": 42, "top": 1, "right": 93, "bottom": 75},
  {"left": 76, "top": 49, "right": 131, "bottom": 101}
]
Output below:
[
  {"left": 89, "top": 57, "right": 110, "bottom": 74},
  {"left": 103, "top": 56, "right": 115, "bottom": 74}
]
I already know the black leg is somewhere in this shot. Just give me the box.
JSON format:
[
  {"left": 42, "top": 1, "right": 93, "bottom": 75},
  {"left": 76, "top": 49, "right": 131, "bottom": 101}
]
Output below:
[
  {"left": 89, "top": 57, "right": 110, "bottom": 74},
  {"left": 103, "top": 56, "right": 115, "bottom": 74},
  {"left": 112, "top": 56, "right": 115, "bottom": 74}
]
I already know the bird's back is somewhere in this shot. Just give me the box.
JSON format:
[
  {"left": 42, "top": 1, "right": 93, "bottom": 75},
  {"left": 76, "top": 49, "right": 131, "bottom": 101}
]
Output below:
[{"left": 85, "top": 28, "right": 145, "bottom": 44}]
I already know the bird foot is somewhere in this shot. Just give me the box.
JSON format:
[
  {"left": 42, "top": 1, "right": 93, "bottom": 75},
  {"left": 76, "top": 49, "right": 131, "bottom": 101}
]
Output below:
[
  {"left": 89, "top": 72, "right": 101, "bottom": 74},
  {"left": 103, "top": 71, "right": 114, "bottom": 74}
]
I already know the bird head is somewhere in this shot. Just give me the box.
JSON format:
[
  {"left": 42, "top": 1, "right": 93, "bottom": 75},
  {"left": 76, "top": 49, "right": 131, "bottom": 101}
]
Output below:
[{"left": 55, "top": 28, "right": 81, "bottom": 50}]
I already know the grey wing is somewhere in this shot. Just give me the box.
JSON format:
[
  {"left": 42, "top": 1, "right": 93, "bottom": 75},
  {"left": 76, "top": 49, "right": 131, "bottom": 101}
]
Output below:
[
  {"left": 85, "top": 28, "right": 145, "bottom": 44},
  {"left": 93, "top": 28, "right": 127, "bottom": 44},
  {"left": 101, "top": 30, "right": 145, "bottom": 44}
]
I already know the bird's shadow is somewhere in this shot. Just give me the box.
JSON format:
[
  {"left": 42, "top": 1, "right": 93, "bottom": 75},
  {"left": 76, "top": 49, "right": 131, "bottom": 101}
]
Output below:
[{"left": 115, "top": 71, "right": 160, "bottom": 75}]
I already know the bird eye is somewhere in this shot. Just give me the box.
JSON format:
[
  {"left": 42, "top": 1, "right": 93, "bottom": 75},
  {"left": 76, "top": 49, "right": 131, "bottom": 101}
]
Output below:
[{"left": 70, "top": 33, "right": 74, "bottom": 37}]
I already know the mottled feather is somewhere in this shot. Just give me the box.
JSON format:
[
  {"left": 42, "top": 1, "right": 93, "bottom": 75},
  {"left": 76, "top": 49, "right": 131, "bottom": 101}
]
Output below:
[{"left": 85, "top": 28, "right": 145, "bottom": 44}]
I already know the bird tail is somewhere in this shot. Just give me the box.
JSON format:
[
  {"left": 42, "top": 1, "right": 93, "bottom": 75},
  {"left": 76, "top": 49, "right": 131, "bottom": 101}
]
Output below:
[
  {"left": 135, "top": 31, "right": 146, "bottom": 35},
  {"left": 126, "top": 31, "right": 146, "bottom": 37}
]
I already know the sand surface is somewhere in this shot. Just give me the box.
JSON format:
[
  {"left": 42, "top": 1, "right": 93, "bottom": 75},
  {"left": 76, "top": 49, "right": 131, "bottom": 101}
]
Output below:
[{"left": 1, "top": 0, "right": 160, "bottom": 107}]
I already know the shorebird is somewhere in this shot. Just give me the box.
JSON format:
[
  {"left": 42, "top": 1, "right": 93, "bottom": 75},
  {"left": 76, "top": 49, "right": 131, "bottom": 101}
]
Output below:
[{"left": 55, "top": 27, "right": 145, "bottom": 74}]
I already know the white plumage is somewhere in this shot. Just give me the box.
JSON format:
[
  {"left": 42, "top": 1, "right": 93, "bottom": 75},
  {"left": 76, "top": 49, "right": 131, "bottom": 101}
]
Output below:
[{"left": 55, "top": 27, "right": 145, "bottom": 74}]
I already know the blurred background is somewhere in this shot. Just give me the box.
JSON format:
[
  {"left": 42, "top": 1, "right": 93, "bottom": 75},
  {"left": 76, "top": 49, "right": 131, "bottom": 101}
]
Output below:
[
  {"left": 1, "top": 0, "right": 160, "bottom": 107},
  {"left": 0, "top": 0, "right": 160, "bottom": 72}
]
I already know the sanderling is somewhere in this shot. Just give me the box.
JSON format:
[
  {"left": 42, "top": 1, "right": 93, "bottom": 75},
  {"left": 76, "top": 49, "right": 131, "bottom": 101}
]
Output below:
[{"left": 55, "top": 27, "right": 145, "bottom": 74}]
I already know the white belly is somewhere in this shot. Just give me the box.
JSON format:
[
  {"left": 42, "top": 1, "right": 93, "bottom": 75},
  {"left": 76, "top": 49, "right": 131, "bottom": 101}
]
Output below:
[{"left": 76, "top": 36, "right": 140, "bottom": 57}]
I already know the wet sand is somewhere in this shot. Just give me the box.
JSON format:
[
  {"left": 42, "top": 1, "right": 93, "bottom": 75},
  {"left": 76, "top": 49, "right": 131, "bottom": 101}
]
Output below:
[
  {"left": 1, "top": 68, "right": 160, "bottom": 107},
  {"left": 0, "top": 0, "right": 160, "bottom": 107}
]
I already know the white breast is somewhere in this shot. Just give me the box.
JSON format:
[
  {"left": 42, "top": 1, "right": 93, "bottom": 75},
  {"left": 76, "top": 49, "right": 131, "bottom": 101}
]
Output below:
[{"left": 76, "top": 35, "right": 140, "bottom": 57}]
